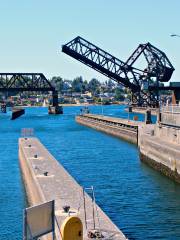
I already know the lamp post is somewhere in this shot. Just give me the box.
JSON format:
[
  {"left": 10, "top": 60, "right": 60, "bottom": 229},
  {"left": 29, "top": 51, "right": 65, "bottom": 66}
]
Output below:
[
  {"left": 170, "top": 33, "right": 179, "bottom": 107},
  {"left": 100, "top": 90, "right": 104, "bottom": 116},
  {"left": 170, "top": 34, "right": 180, "bottom": 38}
]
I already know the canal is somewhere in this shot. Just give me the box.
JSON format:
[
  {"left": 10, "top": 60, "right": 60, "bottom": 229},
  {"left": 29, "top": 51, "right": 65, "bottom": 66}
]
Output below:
[{"left": 0, "top": 105, "right": 180, "bottom": 240}]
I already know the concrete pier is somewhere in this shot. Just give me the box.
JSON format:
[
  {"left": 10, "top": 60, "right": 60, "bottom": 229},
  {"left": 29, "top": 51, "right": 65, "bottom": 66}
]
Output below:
[
  {"left": 19, "top": 137, "right": 127, "bottom": 240},
  {"left": 48, "top": 105, "right": 63, "bottom": 114},
  {"left": 76, "top": 114, "right": 142, "bottom": 144},
  {"left": 139, "top": 123, "right": 180, "bottom": 183}
]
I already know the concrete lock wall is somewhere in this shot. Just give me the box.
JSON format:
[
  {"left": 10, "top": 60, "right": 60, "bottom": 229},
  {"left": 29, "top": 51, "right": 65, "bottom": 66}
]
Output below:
[
  {"left": 161, "top": 112, "right": 180, "bottom": 126},
  {"left": 19, "top": 142, "right": 46, "bottom": 205},
  {"left": 155, "top": 124, "right": 180, "bottom": 145},
  {"left": 76, "top": 115, "right": 138, "bottom": 145},
  {"left": 19, "top": 137, "right": 127, "bottom": 240},
  {"left": 19, "top": 140, "right": 51, "bottom": 240},
  {"left": 138, "top": 125, "right": 180, "bottom": 183}
]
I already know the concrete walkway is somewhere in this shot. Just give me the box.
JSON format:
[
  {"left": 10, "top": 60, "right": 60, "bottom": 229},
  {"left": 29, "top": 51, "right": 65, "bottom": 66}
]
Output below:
[{"left": 19, "top": 137, "right": 128, "bottom": 240}]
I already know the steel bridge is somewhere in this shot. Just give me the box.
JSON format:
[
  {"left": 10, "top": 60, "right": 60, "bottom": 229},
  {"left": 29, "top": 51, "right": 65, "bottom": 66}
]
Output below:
[
  {"left": 0, "top": 73, "right": 60, "bottom": 113},
  {"left": 62, "top": 36, "right": 175, "bottom": 107}
]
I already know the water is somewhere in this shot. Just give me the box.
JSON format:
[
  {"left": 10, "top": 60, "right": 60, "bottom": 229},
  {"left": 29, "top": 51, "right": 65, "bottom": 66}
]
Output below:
[{"left": 0, "top": 105, "right": 180, "bottom": 240}]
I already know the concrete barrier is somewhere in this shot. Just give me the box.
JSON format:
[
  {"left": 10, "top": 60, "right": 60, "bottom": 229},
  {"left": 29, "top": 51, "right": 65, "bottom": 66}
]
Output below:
[
  {"left": 76, "top": 114, "right": 140, "bottom": 145},
  {"left": 129, "top": 107, "right": 157, "bottom": 116},
  {"left": 19, "top": 137, "right": 127, "bottom": 240},
  {"left": 139, "top": 125, "right": 180, "bottom": 183}
]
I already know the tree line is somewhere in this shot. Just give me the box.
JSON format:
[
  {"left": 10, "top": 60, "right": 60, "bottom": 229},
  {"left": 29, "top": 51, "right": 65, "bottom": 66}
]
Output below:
[{"left": 50, "top": 76, "right": 126, "bottom": 100}]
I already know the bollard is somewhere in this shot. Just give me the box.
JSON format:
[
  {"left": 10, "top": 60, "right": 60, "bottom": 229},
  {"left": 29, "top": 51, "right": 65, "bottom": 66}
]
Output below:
[
  {"left": 157, "top": 108, "right": 161, "bottom": 123},
  {"left": 128, "top": 106, "right": 132, "bottom": 112},
  {"left": 145, "top": 110, "right": 152, "bottom": 124}
]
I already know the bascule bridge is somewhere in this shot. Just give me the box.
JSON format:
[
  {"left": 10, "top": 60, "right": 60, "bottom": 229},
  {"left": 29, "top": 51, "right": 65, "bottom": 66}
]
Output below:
[{"left": 62, "top": 36, "right": 178, "bottom": 107}]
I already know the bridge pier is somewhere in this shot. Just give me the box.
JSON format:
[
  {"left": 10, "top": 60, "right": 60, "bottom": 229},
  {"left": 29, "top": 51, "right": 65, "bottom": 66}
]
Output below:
[
  {"left": 48, "top": 91, "right": 63, "bottom": 114},
  {"left": 1, "top": 103, "right": 6, "bottom": 113},
  {"left": 48, "top": 105, "right": 63, "bottom": 114}
]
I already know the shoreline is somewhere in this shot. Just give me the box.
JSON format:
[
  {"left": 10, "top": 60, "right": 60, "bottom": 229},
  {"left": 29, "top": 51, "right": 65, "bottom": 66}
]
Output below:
[{"left": 9, "top": 102, "right": 126, "bottom": 108}]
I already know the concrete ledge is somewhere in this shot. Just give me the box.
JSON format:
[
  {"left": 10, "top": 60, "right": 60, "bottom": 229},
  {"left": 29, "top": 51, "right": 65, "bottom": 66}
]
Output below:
[
  {"left": 139, "top": 125, "right": 180, "bottom": 183},
  {"left": 19, "top": 137, "right": 127, "bottom": 240},
  {"left": 140, "top": 152, "right": 180, "bottom": 183},
  {"left": 76, "top": 115, "right": 138, "bottom": 145},
  {"left": 19, "top": 144, "right": 46, "bottom": 205},
  {"left": 130, "top": 107, "right": 157, "bottom": 116}
]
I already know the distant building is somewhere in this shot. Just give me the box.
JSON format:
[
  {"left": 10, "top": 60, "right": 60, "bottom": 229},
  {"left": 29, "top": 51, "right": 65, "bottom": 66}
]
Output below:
[
  {"left": 84, "top": 98, "right": 94, "bottom": 104},
  {"left": 104, "top": 92, "right": 115, "bottom": 97},
  {"left": 72, "top": 92, "right": 81, "bottom": 97},
  {"left": 81, "top": 91, "right": 92, "bottom": 97}
]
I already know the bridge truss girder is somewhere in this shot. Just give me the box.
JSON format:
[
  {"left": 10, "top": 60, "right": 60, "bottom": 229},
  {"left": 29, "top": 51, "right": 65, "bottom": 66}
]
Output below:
[
  {"left": 62, "top": 36, "right": 175, "bottom": 107},
  {"left": 0, "top": 73, "right": 58, "bottom": 107}
]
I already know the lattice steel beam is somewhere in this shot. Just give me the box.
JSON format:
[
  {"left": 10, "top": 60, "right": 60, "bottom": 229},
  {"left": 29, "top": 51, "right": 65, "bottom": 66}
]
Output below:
[
  {"left": 62, "top": 36, "right": 175, "bottom": 107},
  {"left": 0, "top": 73, "right": 55, "bottom": 91},
  {"left": 62, "top": 36, "right": 141, "bottom": 92}
]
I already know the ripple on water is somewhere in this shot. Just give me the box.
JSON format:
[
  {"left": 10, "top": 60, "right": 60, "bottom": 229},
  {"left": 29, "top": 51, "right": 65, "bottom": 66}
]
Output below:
[{"left": 0, "top": 106, "right": 180, "bottom": 240}]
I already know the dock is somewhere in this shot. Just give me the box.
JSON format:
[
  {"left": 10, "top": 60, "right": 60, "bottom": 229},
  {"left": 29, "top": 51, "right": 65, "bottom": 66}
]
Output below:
[
  {"left": 76, "top": 114, "right": 143, "bottom": 144},
  {"left": 19, "top": 137, "right": 127, "bottom": 240}
]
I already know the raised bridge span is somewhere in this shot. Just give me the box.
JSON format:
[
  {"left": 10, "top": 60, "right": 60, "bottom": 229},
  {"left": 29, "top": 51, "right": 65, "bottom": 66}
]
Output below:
[{"left": 62, "top": 36, "right": 175, "bottom": 107}]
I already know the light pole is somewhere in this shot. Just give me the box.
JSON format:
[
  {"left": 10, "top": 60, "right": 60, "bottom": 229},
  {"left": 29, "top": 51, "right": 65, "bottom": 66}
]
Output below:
[
  {"left": 170, "top": 34, "right": 180, "bottom": 38},
  {"left": 170, "top": 33, "right": 179, "bottom": 107},
  {"left": 100, "top": 90, "right": 104, "bottom": 116}
]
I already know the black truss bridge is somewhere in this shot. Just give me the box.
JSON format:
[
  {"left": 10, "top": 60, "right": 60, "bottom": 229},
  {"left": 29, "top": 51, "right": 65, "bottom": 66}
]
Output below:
[
  {"left": 62, "top": 36, "right": 175, "bottom": 107},
  {"left": 0, "top": 73, "right": 60, "bottom": 108},
  {"left": 62, "top": 36, "right": 140, "bottom": 92},
  {"left": 0, "top": 73, "right": 55, "bottom": 92}
]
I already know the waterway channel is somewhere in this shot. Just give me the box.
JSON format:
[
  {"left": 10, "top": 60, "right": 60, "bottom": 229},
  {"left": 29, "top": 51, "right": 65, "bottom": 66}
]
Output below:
[{"left": 0, "top": 105, "right": 180, "bottom": 240}]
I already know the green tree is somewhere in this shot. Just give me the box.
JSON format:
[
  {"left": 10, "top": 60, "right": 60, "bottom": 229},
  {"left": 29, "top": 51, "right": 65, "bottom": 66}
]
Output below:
[
  {"left": 83, "top": 80, "right": 89, "bottom": 92},
  {"left": 51, "top": 76, "right": 64, "bottom": 93},
  {"left": 106, "top": 79, "right": 115, "bottom": 92},
  {"left": 114, "top": 88, "right": 125, "bottom": 101},
  {"left": 72, "top": 76, "right": 85, "bottom": 93},
  {"left": 88, "top": 78, "right": 100, "bottom": 95}
]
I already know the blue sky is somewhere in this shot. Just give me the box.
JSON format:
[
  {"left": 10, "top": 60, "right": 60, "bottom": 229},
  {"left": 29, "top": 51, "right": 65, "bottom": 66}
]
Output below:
[{"left": 0, "top": 0, "right": 180, "bottom": 82}]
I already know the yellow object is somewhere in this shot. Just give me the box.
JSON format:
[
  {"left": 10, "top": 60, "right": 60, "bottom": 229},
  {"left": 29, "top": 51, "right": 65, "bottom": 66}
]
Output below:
[{"left": 60, "top": 216, "right": 83, "bottom": 240}]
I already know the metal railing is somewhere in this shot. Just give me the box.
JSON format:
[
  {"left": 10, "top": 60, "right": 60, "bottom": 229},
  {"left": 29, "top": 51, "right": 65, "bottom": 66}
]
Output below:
[
  {"left": 160, "top": 104, "right": 180, "bottom": 114},
  {"left": 21, "top": 128, "right": 34, "bottom": 137}
]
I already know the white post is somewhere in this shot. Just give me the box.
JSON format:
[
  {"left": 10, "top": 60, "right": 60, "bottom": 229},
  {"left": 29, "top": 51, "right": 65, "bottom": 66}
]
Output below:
[{"left": 100, "top": 90, "right": 104, "bottom": 116}]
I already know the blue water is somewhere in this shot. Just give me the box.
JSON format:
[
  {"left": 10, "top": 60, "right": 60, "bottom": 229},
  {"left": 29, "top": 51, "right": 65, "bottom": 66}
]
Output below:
[{"left": 0, "top": 105, "right": 180, "bottom": 240}]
